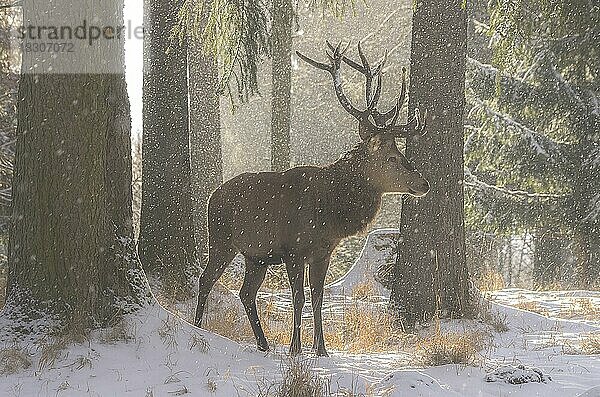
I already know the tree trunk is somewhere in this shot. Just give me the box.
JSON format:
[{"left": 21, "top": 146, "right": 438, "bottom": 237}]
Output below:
[
  {"left": 573, "top": 230, "right": 600, "bottom": 289},
  {"left": 572, "top": 133, "right": 600, "bottom": 288},
  {"left": 189, "top": 34, "right": 223, "bottom": 269},
  {"left": 270, "top": 0, "right": 293, "bottom": 172},
  {"left": 533, "top": 229, "right": 563, "bottom": 289},
  {"left": 390, "top": 0, "right": 470, "bottom": 326},
  {"left": 506, "top": 240, "right": 513, "bottom": 286},
  {"left": 140, "top": 0, "right": 197, "bottom": 298},
  {"left": 3, "top": 0, "right": 148, "bottom": 334}
]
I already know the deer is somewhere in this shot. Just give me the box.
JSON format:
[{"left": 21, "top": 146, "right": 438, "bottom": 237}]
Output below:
[{"left": 194, "top": 42, "right": 429, "bottom": 357}]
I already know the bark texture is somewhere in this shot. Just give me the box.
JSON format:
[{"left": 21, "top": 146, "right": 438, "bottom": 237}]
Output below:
[
  {"left": 189, "top": 35, "right": 223, "bottom": 269},
  {"left": 4, "top": 0, "right": 147, "bottom": 332},
  {"left": 391, "top": 0, "right": 470, "bottom": 325},
  {"left": 270, "top": 0, "right": 293, "bottom": 172},
  {"left": 140, "top": 0, "right": 197, "bottom": 297}
]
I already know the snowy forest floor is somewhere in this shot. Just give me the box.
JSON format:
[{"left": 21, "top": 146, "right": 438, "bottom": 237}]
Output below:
[{"left": 1, "top": 231, "right": 599, "bottom": 397}]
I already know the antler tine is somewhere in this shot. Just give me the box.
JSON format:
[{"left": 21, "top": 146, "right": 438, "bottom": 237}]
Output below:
[
  {"left": 367, "top": 50, "right": 387, "bottom": 113},
  {"left": 389, "top": 97, "right": 402, "bottom": 126},
  {"left": 339, "top": 41, "right": 351, "bottom": 57},
  {"left": 327, "top": 40, "right": 364, "bottom": 72},
  {"left": 296, "top": 50, "right": 332, "bottom": 73},
  {"left": 358, "top": 43, "right": 377, "bottom": 110},
  {"left": 372, "top": 66, "right": 406, "bottom": 127},
  {"left": 368, "top": 73, "right": 383, "bottom": 113},
  {"left": 357, "top": 41, "right": 370, "bottom": 72},
  {"left": 389, "top": 108, "right": 428, "bottom": 138},
  {"left": 330, "top": 48, "right": 365, "bottom": 121}
]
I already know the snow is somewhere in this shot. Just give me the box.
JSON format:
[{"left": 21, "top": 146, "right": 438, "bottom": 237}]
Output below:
[
  {"left": 1, "top": 229, "right": 599, "bottom": 396},
  {"left": 326, "top": 228, "right": 397, "bottom": 297}
]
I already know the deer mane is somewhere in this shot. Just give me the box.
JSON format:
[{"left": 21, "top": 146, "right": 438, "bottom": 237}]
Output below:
[{"left": 314, "top": 144, "right": 383, "bottom": 238}]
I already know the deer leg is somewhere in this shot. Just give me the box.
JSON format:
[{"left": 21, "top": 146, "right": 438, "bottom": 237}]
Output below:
[
  {"left": 194, "top": 245, "right": 236, "bottom": 327},
  {"left": 309, "top": 253, "right": 331, "bottom": 357},
  {"left": 286, "top": 257, "right": 305, "bottom": 356},
  {"left": 240, "top": 260, "right": 269, "bottom": 352}
]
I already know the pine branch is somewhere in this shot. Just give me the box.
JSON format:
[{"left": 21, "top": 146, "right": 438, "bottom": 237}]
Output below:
[
  {"left": 465, "top": 169, "right": 567, "bottom": 200},
  {"left": 0, "top": 1, "right": 21, "bottom": 9},
  {"left": 545, "top": 55, "right": 587, "bottom": 114},
  {"left": 467, "top": 57, "right": 565, "bottom": 118},
  {"left": 469, "top": 97, "right": 566, "bottom": 160}
]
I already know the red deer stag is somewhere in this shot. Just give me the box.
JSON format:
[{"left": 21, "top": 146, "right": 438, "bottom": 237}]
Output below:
[{"left": 195, "top": 42, "right": 429, "bottom": 357}]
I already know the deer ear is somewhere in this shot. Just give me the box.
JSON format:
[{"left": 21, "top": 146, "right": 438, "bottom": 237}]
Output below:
[{"left": 367, "top": 134, "right": 383, "bottom": 153}]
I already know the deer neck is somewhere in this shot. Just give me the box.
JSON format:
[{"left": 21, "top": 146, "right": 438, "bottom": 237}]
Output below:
[{"left": 318, "top": 151, "right": 383, "bottom": 238}]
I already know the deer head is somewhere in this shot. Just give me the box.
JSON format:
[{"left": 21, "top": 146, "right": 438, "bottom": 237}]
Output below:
[{"left": 296, "top": 42, "right": 430, "bottom": 197}]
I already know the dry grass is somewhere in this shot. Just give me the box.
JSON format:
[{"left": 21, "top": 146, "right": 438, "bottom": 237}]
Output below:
[
  {"left": 201, "top": 291, "right": 407, "bottom": 354},
  {"left": 257, "top": 298, "right": 407, "bottom": 353},
  {"left": 514, "top": 300, "right": 549, "bottom": 316},
  {"left": 0, "top": 345, "right": 31, "bottom": 375},
  {"left": 203, "top": 304, "right": 254, "bottom": 343},
  {"left": 276, "top": 359, "right": 327, "bottom": 397},
  {"left": 259, "top": 300, "right": 305, "bottom": 348},
  {"left": 416, "top": 329, "right": 489, "bottom": 366},
  {"left": 206, "top": 378, "right": 218, "bottom": 394},
  {"left": 562, "top": 298, "right": 600, "bottom": 321},
  {"left": 472, "top": 298, "right": 509, "bottom": 333},
  {"left": 99, "top": 319, "right": 136, "bottom": 345},
  {"left": 326, "top": 303, "right": 408, "bottom": 353},
  {"left": 474, "top": 270, "right": 505, "bottom": 292},
  {"left": 536, "top": 282, "right": 569, "bottom": 291},
  {"left": 37, "top": 337, "right": 68, "bottom": 371},
  {"left": 257, "top": 359, "right": 328, "bottom": 397},
  {"left": 188, "top": 332, "right": 210, "bottom": 353},
  {"left": 581, "top": 334, "right": 600, "bottom": 355},
  {"left": 158, "top": 316, "right": 183, "bottom": 349},
  {"left": 351, "top": 280, "right": 377, "bottom": 301}
]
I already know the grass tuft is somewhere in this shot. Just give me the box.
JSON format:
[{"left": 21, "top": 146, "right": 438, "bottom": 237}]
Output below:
[
  {"left": 473, "top": 270, "right": 505, "bottom": 291},
  {"left": 158, "top": 316, "right": 182, "bottom": 349},
  {"left": 37, "top": 337, "right": 68, "bottom": 371},
  {"left": 188, "top": 332, "right": 210, "bottom": 353},
  {"left": 351, "top": 280, "right": 377, "bottom": 301},
  {"left": 326, "top": 302, "right": 408, "bottom": 353},
  {"left": 0, "top": 345, "right": 31, "bottom": 375},
  {"left": 472, "top": 297, "right": 509, "bottom": 333},
  {"left": 99, "top": 319, "right": 135, "bottom": 345},
  {"left": 203, "top": 303, "right": 253, "bottom": 343},
  {"left": 256, "top": 358, "right": 328, "bottom": 397},
  {"left": 416, "top": 330, "right": 488, "bottom": 366},
  {"left": 581, "top": 334, "right": 600, "bottom": 355},
  {"left": 206, "top": 378, "right": 218, "bottom": 393},
  {"left": 514, "top": 300, "right": 549, "bottom": 316}
]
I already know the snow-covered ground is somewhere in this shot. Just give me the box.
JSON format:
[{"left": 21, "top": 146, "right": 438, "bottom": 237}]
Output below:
[{"left": 1, "top": 230, "right": 599, "bottom": 396}]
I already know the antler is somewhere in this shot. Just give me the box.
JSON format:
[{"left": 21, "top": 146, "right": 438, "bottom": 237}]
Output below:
[
  {"left": 296, "top": 42, "right": 364, "bottom": 122},
  {"left": 297, "top": 41, "right": 427, "bottom": 141},
  {"left": 326, "top": 41, "right": 386, "bottom": 114}
]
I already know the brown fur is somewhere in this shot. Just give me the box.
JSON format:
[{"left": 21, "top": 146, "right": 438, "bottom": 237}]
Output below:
[{"left": 194, "top": 138, "right": 428, "bottom": 357}]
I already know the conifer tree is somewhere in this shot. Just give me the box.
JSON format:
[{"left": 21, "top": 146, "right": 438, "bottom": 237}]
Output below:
[{"left": 465, "top": 0, "right": 600, "bottom": 288}]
